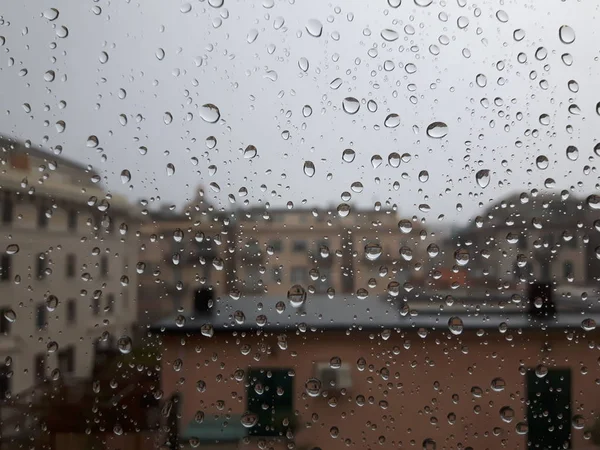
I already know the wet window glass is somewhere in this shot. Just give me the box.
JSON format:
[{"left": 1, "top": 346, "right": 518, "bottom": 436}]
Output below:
[{"left": 0, "top": 1, "right": 599, "bottom": 450}]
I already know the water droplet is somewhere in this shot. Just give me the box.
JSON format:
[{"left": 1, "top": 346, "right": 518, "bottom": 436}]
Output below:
[
  {"left": 367, "top": 100, "right": 378, "bottom": 112},
  {"left": 46, "top": 295, "right": 58, "bottom": 312},
  {"left": 535, "top": 364, "right": 548, "bottom": 378},
  {"left": 43, "top": 8, "right": 59, "bottom": 21},
  {"left": 305, "top": 378, "right": 322, "bottom": 397},
  {"left": 448, "top": 317, "right": 463, "bottom": 335},
  {"left": 496, "top": 10, "right": 509, "bottom": 23},
  {"left": 99, "top": 51, "right": 109, "bottom": 64},
  {"left": 199, "top": 104, "right": 220, "bottom": 123},
  {"left": 287, "top": 285, "right": 307, "bottom": 307},
  {"left": 586, "top": 195, "right": 600, "bottom": 210},
  {"left": 302, "top": 105, "right": 313, "bottom": 117},
  {"left": 155, "top": 48, "right": 165, "bottom": 60},
  {"left": 388, "top": 152, "right": 400, "bottom": 168},
  {"left": 536, "top": 155, "right": 549, "bottom": 170},
  {"left": 398, "top": 219, "right": 412, "bottom": 234},
  {"left": 117, "top": 336, "right": 132, "bottom": 354},
  {"left": 342, "top": 97, "right": 360, "bottom": 114},
  {"left": 208, "top": 0, "right": 224, "bottom": 7},
  {"left": 55, "top": 120, "right": 66, "bottom": 133},
  {"left": 475, "top": 73, "right": 487, "bottom": 87},
  {"left": 200, "top": 324, "right": 214, "bottom": 338},
  {"left": 3, "top": 310, "right": 16, "bottom": 323},
  {"left": 475, "top": 169, "right": 490, "bottom": 188},
  {"left": 384, "top": 114, "right": 400, "bottom": 128},
  {"left": 454, "top": 248, "right": 470, "bottom": 266},
  {"left": 163, "top": 112, "right": 173, "bottom": 125},
  {"left": 388, "top": 0, "right": 401, "bottom": 7},
  {"left": 180, "top": 3, "right": 192, "bottom": 13},
  {"left": 337, "top": 203, "right": 350, "bottom": 217},
  {"left": 166, "top": 163, "right": 175, "bottom": 177},
  {"left": 566, "top": 145, "right": 579, "bottom": 161},
  {"left": 305, "top": 19, "right": 323, "bottom": 37},
  {"left": 418, "top": 170, "right": 429, "bottom": 183},
  {"left": 371, "top": 155, "right": 383, "bottom": 168},
  {"left": 559, "top": 25, "right": 575, "bottom": 44},
  {"left": 381, "top": 29, "right": 399, "bottom": 42},
  {"left": 342, "top": 149, "right": 355, "bottom": 163},
  {"left": 365, "top": 243, "right": 382, "bottom": 261},
  {"left": 414, "top": 0, "right": 432, "bottom": 6},
  {"left": 330, "top": 356, "right": 342, "bottom": 369},
  {"left": 513, "top": 29, "right": 525, "bottom": 41},
  {"left": 303, "top": 161, "right": 315, "bottom": 177},
  {"left": 491, "top": 378, "right": 506, "bottom": 392},
  {"left": 247, "top": 28, "right": 259, "bottom": 43},
  {"left": 582, "top": 318, "right": 596, "bottom": 331},
  {"left": 244, "top": 145, "right": 257, "bottom": 159},
  {"left": 298, "top": 57, "right": 309, "bottom": 72},
  {"left": 500, "top": 406, "right": 515, "bottom": 423},
  {"left": 240, "top": 412, "right": 258, "bottom": 428},
  {"left": 6, "top": 244, "right": 19, "bottom": 255},
  {"left": 330, "top": 78, "right": 343, "bottom": 90},
  {"left": 426, "top": 122, "right": 448, "bottom": 138},
  {"left": 120, "top": 169, "right": 131, "bottom": 184},
  {"left": 44, "top": 70, "right": 55, "bottom": 82},
  {"left": 422, "top": 438, "right": 436, "bottom": 450}
]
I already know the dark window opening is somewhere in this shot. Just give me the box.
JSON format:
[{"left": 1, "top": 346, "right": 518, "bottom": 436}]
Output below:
[
  {"left": 1, "top": 255, "right": 11, "bottom": 281},
  {"left": 292, "top": 240, "right": 307, "bottom": 253},
  {"left": 58, "top": 346, "right": 75, "bottom": 374},
  {"left": 2, "top": 195, "right": 13, "bottom": 225},
  {"left": 36, "top": 254, "right": 47, "bottom": 279},
  {"left": 100, "top": 255, "right": 108, "bottom": 278},
  {"left": 67, "top": 209, "right": 77, "bottom": 231},
  {"left": 194, "top": 289, "right": 213, "bottom": 316},
  {"left": 0, "top": 308, "right": 11, "bottom": 335},
  {"left": 38, "top": 204, "right": 48, "bottom": 229},
  {"left": 35, "top": 303, "right": 46, "bottom": 330},
  {"left": 66, "top": 299, "right": 76, "bottom": 324},
  {"left": 34, "top": 353, "right": 46, "bottom": 383},
  {"left": 66, "top": 253, "right": 76, "bottom": 278},
  {"left": 247, "top": 368, "right": 294, "bottom": 436},
  {"left": 527, "top": 369, "right": 571, "bottom": 450},
  {"left": 106, "top": 293, "right": 114, "bottom": 313}
]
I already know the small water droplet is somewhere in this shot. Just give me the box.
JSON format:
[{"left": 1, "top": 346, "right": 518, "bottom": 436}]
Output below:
[
  {"left": 303, "top": 161, "right": 315, "bottom": 177},
  {"left": 381, "top": 28, "right": 399, "bottom": 42},
  {"left": 120, "top": 169, "right": 131, "bottom": 184},
  {"left": 44, "top": 70, "right": 56, "bottom": 82},
  {"left": 166, "top": 163, "right": 175, "bottom": 176},
  {"left": 384, "top": 114, "right": 400, "bottom": 128},
  {"left": 117, "top": 336, "right": 133, "bottom": 354}
]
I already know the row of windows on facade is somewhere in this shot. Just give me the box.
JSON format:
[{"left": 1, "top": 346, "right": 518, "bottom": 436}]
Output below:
[
  {"left": 245, "top": 267, "right": 331, "bottom": 285},
  {"left": 0, "top": 293, "right": 124, "bottom": 335},
  {"left": 0, "top": 254, "right": 111, "bottom": 280},
  {"left": 1, "top": 196, "right": 119, "bottom": 233},
  {"left": 246, "top": 240, "right": 326, "bottom": 254}
]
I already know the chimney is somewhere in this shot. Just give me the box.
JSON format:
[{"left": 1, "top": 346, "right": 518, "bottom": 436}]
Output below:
[
  {"left": 193, "top": 288, "right": 214, "bottom": 316},
  {"left": 527, "top": 282, "right": 556, "bottom": 318}
]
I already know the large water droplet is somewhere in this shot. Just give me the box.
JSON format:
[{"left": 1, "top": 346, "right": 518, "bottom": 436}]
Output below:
[
  {"left": 381, "top": 29, "right": 399, "bottom": 42},
  {"left": 287, "top": 285, "right": 306, "bottom": 307},
  {"left": 448, "top": 317, "right": 463, "bottom": 335},
  {"left": 199, "top": 104, "right": 220, "bottom": 123},
  {"left": 305, "top": 378, "right": 322, "bottom": 397},
  {"left": 559, "top": 25, "right": 575, "bottom": 44},
  {"left": 305, "top": 19, "right": 323, "bottom": 37},
  {"left": 414, "top": 0, "right": 433, "bottom": 6},
  {"left": 303, "top": 161, "right": 315, "bottom": 177},
  {"left": 247, "top": 29, "right": 259, "bottom": 43},
  {"left": 384, "top": 114, "right": 400, "bottom": 128},
  {"left": 388, "top": 152, "right": 400, "bottom": 168},
  {"left": 342, "top": 97, "right": 360, "bottom": 115},
  {"left": 166, "top": 163, "right": 175, "bottom": 177},
  {"left": 243, "top": 145, "right": 257, "bottom": 159},
  {"left": 43, "top": 8, "right": 59, "bottom": 21},
  {"left": 566, "top": 145, "right": 579, "bottom": 161},
  {"left": 371, "top": 155, "right": 383, "bottom": 168},
  {"left": 6, "top": 244, "right": 19, "bottom": 255},
  {"left": 117, "top": 336, "right": 133, "bottom": 354},
  {"left": 365, "top": 243, "right": 382, "bottom": 261},
  {"left": 426, "top": 122, "right": 448, "bottom": 138},
  {"left": 240, "top": 412, "right": 258, "bottom": 428},
  {"left": 120, "top": 169, "right": 131, "bottom": 184},
  {"left": 586, "top": 194, "right": 600, "bottom": 210},
  {"left": 475, "top": 169, "right": 490, "bottom": 188},
  {"left": 342, "top": 149, "right": 355, "bottom": 163}
]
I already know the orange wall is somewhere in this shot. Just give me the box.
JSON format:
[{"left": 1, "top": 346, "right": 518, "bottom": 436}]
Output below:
[{"left": 160, "top": 328, "right": 600, "bottom": 450}]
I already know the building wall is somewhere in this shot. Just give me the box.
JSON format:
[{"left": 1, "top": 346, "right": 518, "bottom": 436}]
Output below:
[
  {"left": 160, "top": 329, "right": 600, "bottom": 450},
  {"left": 0, "top": 148, "right": 138, "bottom": 395}
]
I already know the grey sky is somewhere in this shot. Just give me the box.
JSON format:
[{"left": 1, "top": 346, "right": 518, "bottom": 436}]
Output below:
[{"left": 0, "top": 0, "right": 599, "bottom": 228}]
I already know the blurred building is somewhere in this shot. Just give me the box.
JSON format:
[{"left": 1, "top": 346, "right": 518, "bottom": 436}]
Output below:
[
  {"left": 152, "top": 288, "right": 600, "bottom": 450},
  {"left": 0, "top": 136, "right": 139, "bottom": 396},
  {"left": 234, "top": 206, "right": 432, "bottom": 298}
]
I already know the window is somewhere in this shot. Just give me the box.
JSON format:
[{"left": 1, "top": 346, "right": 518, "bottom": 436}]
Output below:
[
  {"left": 563, "top": 261, "right": 573, "bottom": 280},
  {"left": 105, "top": 293, "right": 114, "bottom": 313},
  {"left": 2, "top": 195, "right": 13, "bottom": 225},
  {"left": 247, "top": 368, "right": 293, "bottom": 436},
  {"left": 0, "top": 308, "right": 12, "bottom": 335},
  {"left": 0, "top": 365, "right": 10, "bottom": 400},
  {"left": 292, "top": 240, "right": 307, "bottom": 253},
  {"left": 100, "top": 256, "right": 108, "bottom": 278},
  {"left": 36, "top": 253, "right": 46, "bottom": 279},
  {"left": 67, "top": 209, "right": 77, "bottom": 231},
  {"left": 66, "top": 299, "right": 76, "bottom": 324},
  {"left": 517, "top": 234, "right": 527, "bottom": 250},
  {"left": 527, "top": 369, "right": 571, "bottom": 449},
  {"left": 34, "top": 354, "right": 45, "bottom": 383},
  {"left": 270, "top": 239, "right": 283, "bottom": 252},
  {"left": 0, "top": 255, "right": 10, "bottom": 281},
  {"left": 291, "top": 266, "right": 307, "bottom": 284},
  {"left": 35, "top": 304, "right": 46, "bottom": 330},
  {"left": 58, "top": 346, "right": 75, "bottom": 374},
  {"left": 92, "top": 296, "right": 100, "bottom": 316},
  {"left": 37, "top": 204, "right": 48, "bottom": 228},
  {"left": 66, "top": 254, "right": 76, "bottom": 278}
]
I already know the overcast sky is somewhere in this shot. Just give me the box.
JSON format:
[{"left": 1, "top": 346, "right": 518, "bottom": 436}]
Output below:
[{"left": 0, "top": 0, "right": 599, "bottom": 229}]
